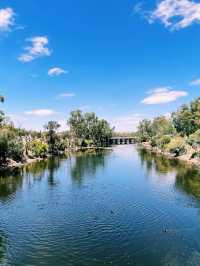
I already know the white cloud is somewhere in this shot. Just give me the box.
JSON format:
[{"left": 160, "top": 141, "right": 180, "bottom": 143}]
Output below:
[
  {"left": 24, "top": 109, "right": 57, "bottom": 117},
  {"left": 141, "top": 87, "right": 187, "bottom": 105},
  {"left": 56, "top": 92, "right": 75, "bottom": 99},
  {"left": 18, "top": 36, "right": 51, "bottom": 62},
  {"left": 48, "top": 67, "right": 68, "bottom": 76},
  {"left": 149, "top": 0, "right": 200, "bottom": 30},
  {"left": 0, "top": 7, "right": 15, "bottom": 31},
  {"left": 190, "top": 78, "right": 200, "bottom": 86}
]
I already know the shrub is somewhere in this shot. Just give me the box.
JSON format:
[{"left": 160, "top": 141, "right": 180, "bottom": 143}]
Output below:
[
  {"left": 157, "top": 135, "right": 171, "bottom": 149},
  {"left": 0, "top": 129, "right": 24, "bottom": 163},
  {"left": 150, "top": 137, "right": 157, "bottom": 147},
  {"left": 165, "top": 136, "right": 186, "bottom": 157},
  {"left": 150, "top": 135, "right": 171, "bottom": 149},
  {"left": 188, "top": 129, "right": 200, "bottom": 146},
  {"left": 27, "top": 140, "right": 48, "bottom": 158},
  {"left": 191, "top": 152, "right": 200, "bottom": 159},
  {"left": 8, "top": 139, "right": 24, "bottom": 162}
]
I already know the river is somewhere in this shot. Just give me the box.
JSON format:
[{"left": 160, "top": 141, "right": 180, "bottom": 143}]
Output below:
[{"left": 0, "top": 145, "right": 200, "bottom": 265}]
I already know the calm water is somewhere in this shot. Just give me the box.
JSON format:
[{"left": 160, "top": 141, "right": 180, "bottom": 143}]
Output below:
[{"left": 1, "top": 145, "right": 200, "bottom": 265}]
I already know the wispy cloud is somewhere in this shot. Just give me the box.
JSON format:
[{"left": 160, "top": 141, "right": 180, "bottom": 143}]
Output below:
[
  {"left": 136, "top": 0, "right": 200, "bottom": 31},
  {"left": 110, "top": 113, "right": 144, "bottom": 132},
  {"left": 56, "top": 92, "right": 75, "bottom": 99},
  {"left": 141, "top": 87, "right": 187, "bottom": 105},
  {"left": 18, "top": 36, "right": 51, "bottom": 62},
  {"left": 0, "top": 7, "right": 15, "bottom": 32},
  {"left": 24, "top": 109, "right": 57, "bottom": 117},
  {"left": 48, "top": 67, "right": 68, "bottom": 76},
  {"left": 190, "top": 78, "right": 200, "bottom": 86}
]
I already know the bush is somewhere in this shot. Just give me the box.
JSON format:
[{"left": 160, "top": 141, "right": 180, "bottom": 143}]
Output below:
[
  {"left": 150, "top": 135, "right": 171, "bottom": 149},
  {"left": 0, "top": 129, "right": 24, "bottom": 163},
  {"left": 150, "top": 137, "right": 157, "bottom": 147},
  {"left": 0, "top": 131, "right": 9, "bottom": 163},
  {"left": 8, "top": 139, "right": 24, "bottom": 162},
  {"left": 157, "top": 135, "right": 171, "bottom": 149},
  {"left": 188, "top": 129, "right": 200, "bottom": 146},
  {"left": 27, "top": 140, "right": 48, "bottom": 158},
  {"left": 165, "top": 136, "right": 186, "bottom": 157},
  {"left": 191, "top": 151, "right": 200, "bottom": 159}
]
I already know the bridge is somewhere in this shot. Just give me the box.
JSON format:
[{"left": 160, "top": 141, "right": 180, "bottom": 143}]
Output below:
[{"left": 109, "top": 137, "right": 135, "bottom": 145}]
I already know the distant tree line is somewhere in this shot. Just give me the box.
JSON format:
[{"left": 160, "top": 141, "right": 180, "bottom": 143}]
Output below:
[{"left": 0, "top": 97, "right": 113, "bottom": 166}]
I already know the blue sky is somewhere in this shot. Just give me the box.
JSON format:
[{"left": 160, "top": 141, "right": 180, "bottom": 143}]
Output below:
[{"left": 1, "top": 0, "right": 200, "bottom": 131}]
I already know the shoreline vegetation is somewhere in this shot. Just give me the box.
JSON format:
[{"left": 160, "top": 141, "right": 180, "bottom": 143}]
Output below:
[
  {"left": 0, "top": 97, "right": 114, "bottom": 172},
  {"left": 134, "top": 97, "right": 200, "bottom": 169},
  {"left": 2, "top": 95, "right": 200, "bottom": 172}
]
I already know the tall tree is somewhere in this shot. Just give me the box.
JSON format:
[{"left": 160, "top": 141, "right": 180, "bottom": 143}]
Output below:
[
  {"left": 44, "top": 121, "right": 60, "bottom": 154},
  {"left": 68, "top": 110, "right": 87, "bottom": 145},
  {"left": 0, "top": 95, "right": 5, "bottom": 126}
]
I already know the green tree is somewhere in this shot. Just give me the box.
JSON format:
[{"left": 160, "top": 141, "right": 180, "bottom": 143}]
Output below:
[
  {"left": 151, "top": 116, "right": 175, "bottom": 137},
  {"left": 68, "top": 110, "right": 113, "bottom": 147},
  {"left": 172, "top": 98, "right": 200, "bottom": 136},
  {"left": 172, "top": 105, "right": 195, "bottom": 136},
  {"left": 44, "top": 121, "right": 60, "bottom": 154},
  {"left": 137, "top": 119, "right": 153, "bottom": 142},
  {"left": 0, "top": 95, "right": 5, "bottom": 126},
  {"left": 68, "top": 110, "right": 87, "bottom": 145}
]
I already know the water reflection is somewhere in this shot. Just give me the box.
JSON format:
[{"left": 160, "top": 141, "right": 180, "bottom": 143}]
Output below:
[
  {"left": 0, "top": 233, "right": 7, "bottom": 265},
  {"left": 138, "top": 148, "right": 180, "bottom": 175},
  {"left": 70, "top": 150, "right": 110, "bottom": 184},
  {"left": 138, "top": 148, "right": 200, "bottom": 199},
  {"left": 0, "top": 150, "right": 111, "bottom": 201},
  {"left": 175, "top": 168, "right": 200, "bottom": 198},
  {"left": 0, "top": 173, "right": 22, "bottom": 202}
]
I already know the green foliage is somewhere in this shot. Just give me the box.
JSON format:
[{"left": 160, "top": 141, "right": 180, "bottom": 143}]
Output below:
[
  {"left": 68, "top": 110, "right": 113, "bottom": 147},
  {"left": 151, "top": 135, "right": 171, "bottom": 149},
  {"left": 137, "top": 116, "right": 174, "bottom": 144},
  {"left": 187, "top": 129, "right": 200, "bottom": 146},
  {"left": 0, "top": 95, "right": 5, "bottom": 126},
  {"left": 151, "top": 116, "right": 175, "bottom": 137},
  {"left": 27, "top": 140, "right": 48, "bottom": 158},
  {"left": 172, "top": 98, "right": 200, "bottom": 136},
  {"left": 137, "top": 119, "right": 153, "bottom": 142},
  {"left": 165, "top": 136, "right": 186, "bottom": 157},
  {"left": 0, "top": 128, "right": 24, "bottom": 163},
  {"left": 191, "top": 151, "right": 200, "bottom": 159},
  {"left": 44, "top": 121, "right": 60, "bottom": 154},
  {"left": 68, "top": 110, "right": 86, "bottom": 142}
]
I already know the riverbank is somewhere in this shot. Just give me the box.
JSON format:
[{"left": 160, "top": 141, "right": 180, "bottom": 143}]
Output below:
[
  {"left": 139, "top": 142, "right": 200, "bottom": 168},
  {"left": 0, "top": 146, "right": 113, "bottom": 173}
]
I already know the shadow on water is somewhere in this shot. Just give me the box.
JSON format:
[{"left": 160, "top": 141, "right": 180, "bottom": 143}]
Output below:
[
  {"left": 138, "top": 148, "right": 200, "bottom": 199},
  {"left": 0, "top": 158, "right": 63, "bottom": 202},
  {"left": 69, "top": 150, "right": 111, "bottom": 185},
  {"left": 0, "top": 172, "right": 23, "bottom": 202},
  {"left": 0, "top": 150, "right": 111, "bottom": 201},
  {"left": 23, "top": 158, "right": 61, "bottom": 186},
  {"left": 0, "top": 232, "right": 7, "bottom": 266}
]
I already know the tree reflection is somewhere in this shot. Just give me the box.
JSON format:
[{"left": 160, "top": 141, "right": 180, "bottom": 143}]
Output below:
[
  {"left": 0, "top": 157, "right": 63, "bottom": 201},
  {"left": 70, "top": 150, "right": 110, "bottom": 184},
  {"left": 175, "top": 167, "right": 200, "bottom": 198},
  {"left": 24, "top": 157, "right": 61, "bottom": 186},
  {"left": 138, "top": 148, "right": 180, "bottom": 175},
  {"left": 0, "top": 171, "right": 22, "bottom": 201},
  {"left": 0, "top": 233, "right": 7, "bottom": 265},
  {"left": 138, "top": 148, "right": 200, "bottom": 199},
  {"left": 46, "top": 157, "right": 61, "bottom": 186}
]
